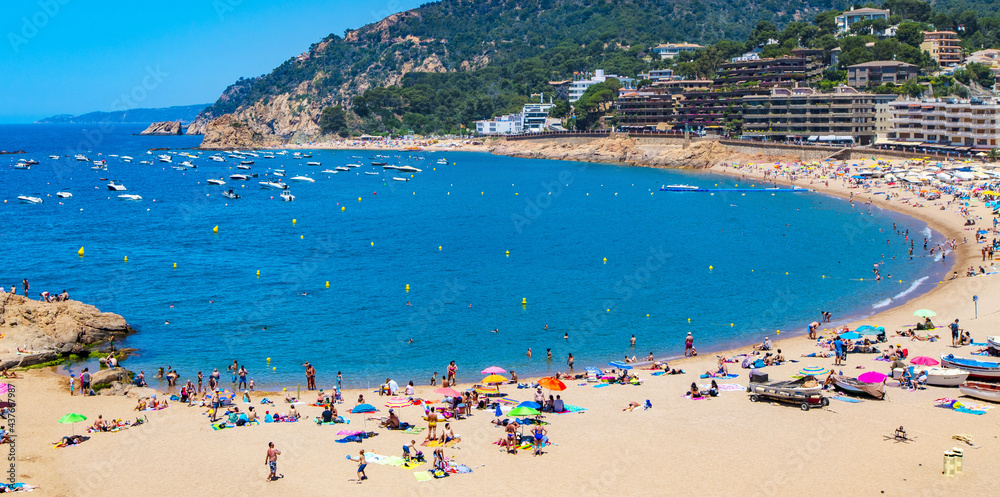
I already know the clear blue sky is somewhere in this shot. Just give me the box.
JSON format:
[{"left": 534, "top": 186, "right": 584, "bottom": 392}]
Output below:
[{"left": 0, "top": 0, "right": 424, "bottom": 123}]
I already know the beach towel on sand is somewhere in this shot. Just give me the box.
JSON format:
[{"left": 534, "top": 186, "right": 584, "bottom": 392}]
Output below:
[
  {"left": 699, "top": 373, "right": 739, "bottom": 379},
  {"left": 414, "top": 471, "right": 434, "bottom": 482},
  {"left": 403, "top": 427, "right": 425, "bottom": 434}
]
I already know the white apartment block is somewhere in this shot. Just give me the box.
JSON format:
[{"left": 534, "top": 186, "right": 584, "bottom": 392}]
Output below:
[{"left": 884, "top": 98, "right": 1000, "bottom": 150}]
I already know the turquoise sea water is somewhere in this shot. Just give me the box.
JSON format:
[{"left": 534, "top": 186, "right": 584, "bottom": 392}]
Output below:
[{"left": 1, "top": 124, "right": 946, "bottom": 388}]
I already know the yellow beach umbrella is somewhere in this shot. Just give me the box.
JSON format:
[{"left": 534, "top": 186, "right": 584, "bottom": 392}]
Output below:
[{"left": 482, "top": 374, "right": 508, "bottom": 384}]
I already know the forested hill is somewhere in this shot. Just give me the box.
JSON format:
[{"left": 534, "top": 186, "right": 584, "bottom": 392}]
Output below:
[
  {"left": 196, "top": 0, "right": 1000, "bottom": 145},
  {"left": 196, "top": 0, "right": 856, "bottom": 142},
  {"left": 39, "top": 104, "right": 208, "bottom": 124}
]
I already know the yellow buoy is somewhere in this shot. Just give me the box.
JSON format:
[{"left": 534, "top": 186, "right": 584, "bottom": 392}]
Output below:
[
  {"left": 371, "top": 241, "right": 374, "bottom": 246},
  {"left": 405, "top": 284, "right": 410, "bottom": 293},
  {"left": 522, "top": 298, "right": 527, "bottom": 305},
  {"left": 505, "top": 250, "right": 509, "bottom": 257},
  {"left": 292, "top": 219, "right": 296, "bottom": 225},
  {"left": 77, "top": 247, "right": 84, "bottom": 257},
  {"left": 439, "top": 246, "right": 442, "bottom": 251},
  {"left": 687, "top": 318, "right": 691, "bottom": 323},
  {"left": 272, "top": 367, "right": 276, "bottom": 371},
  {"left": 300, "top": 235, "right": 303, "bottom": 239},
  {"left": 173, "top": 263, "right": 177, "bottom": 269},
  {"left": 325, "top": 281, "right": 330, "bottom": 288},
  {"left": 647, "top": 314, "right": 650, "bottom": 317},
  {"left": 213, "top": 225, "right": 218, "bottom": 233},
  {"left": 266, "top": 357, "right": 270, "bottom": 363},
  {"left": 730, "top": 323, "right": 734, "bottom": 327},
  {"left": 358, "top": 197, "right": 361, "bottom": 202},
  {"left": 709, "top": 265, "right": 713, "bottom": 270},
  {"left": 776, "top": 330, "right": 781, "bottom": 335},
  {"left": 256, "top": 270, "right": 260, "bottom": 278},
  {"left": 606, "top": 309, "right": 610, "bottom": 312},
  {"left": 124, "top": 256, "right": 127, "bottom": 262},
  {"left": 603, "top": 257, "right": 607, "bottom": 264},
  {"left": 341, "top": 206, "right": 345, "bottom": 212}
]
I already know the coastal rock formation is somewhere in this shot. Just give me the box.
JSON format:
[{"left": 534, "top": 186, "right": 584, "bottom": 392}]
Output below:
[
  {"left": 200, "top": 114, "right": 283, "bottom": 150},
  {"left": 139, "top": 121, "right": 182, "bottom": 135},
  {"left": 0, "top": 293, "right": 134, "bottom": 368},
  {"left": 90, "top": 367, "right": 132, "bottom": 386},
  {"left": 185, "top": 118, "right": 208, "bottom": 135},
  {"left": 490, "top": 135, "right": 802, "bottom": 169}
]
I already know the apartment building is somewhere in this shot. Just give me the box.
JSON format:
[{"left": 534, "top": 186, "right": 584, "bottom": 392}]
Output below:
[
  {"left": 846, "top": 61, "right": 918, "bottom": 87},
  {"left": 883, "top": 97, "right": 1000, "bottom": 151},
  {"left": 740, "top": 86, "right": 897, "bottom": 145},
  {"left": 715, "top": 48, "right": 824, "bottom": 86},
  {"left": 651, "top": 42, "right": 703, "bottom": 59},
  {"left": 920, "top": 31, "right": 963, "bottom": 66}
]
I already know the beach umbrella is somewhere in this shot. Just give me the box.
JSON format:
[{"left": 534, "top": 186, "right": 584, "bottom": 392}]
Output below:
[
  {"left": 384, "top": 397, "right": 413, "bottom": 408},
  {"left": 351, "top": 403, "right": 378, "bottom": 414},
  {"left": 839, "top": 331, "right": 862, "bottom": 340},
  {"left": 858, "top": 371, "right": 888, "bottom": 384},
  {"left": 474, "top": 385, "right": 500, "bottom": 395},
  {"left": 434, "top": 387, "right": 461, "bottom": 398},
  {"left": 853, "top": 325, "right": 878, "bottom": 334},
  {"left": 517, "top": 401, "right": 541, "bottom": 409},
  {"left": 799, "top": 366, "right": 829, "bottom": 377},
  {"left": 482, "top": 374, "right": 508, "bottom": 384},
  {"left": 508, "top": 406, "right": 540, "bottom": 417},
  {"left": 58, "top": 413, "right": 87, "bottom": 435},
  {"left": 608, "top": 361, "right": 632, "bottom": 370},
  {"left": 481, "top": 366, "right": 507, "bottom": 374},
  {"left": 538, "top": 377, "right": 567, "bottom": 391},
  {"left": 913, "top": 309, "right": 937, "bottom": 318},
  {"left": 910, "top": 356, "right": 940, "bottom": 366}
]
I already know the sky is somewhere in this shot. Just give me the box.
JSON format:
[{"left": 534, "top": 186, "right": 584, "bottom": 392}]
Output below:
[{"left": 0, "top": 0, "right": 425, "bottom": 123}]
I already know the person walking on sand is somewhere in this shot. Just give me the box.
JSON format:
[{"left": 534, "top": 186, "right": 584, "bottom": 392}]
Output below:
[
  {"left": 265, "top": 442, "right": 281, "bottom": 481},
  {"left": 950, "top": 319, "right": 962, "bottom": 347},
  {"left": 353, "top": 449, "right": 368, "bottom": 481},
  {"left": 685, "top": 332, "right": 695, "bottom": 357}
]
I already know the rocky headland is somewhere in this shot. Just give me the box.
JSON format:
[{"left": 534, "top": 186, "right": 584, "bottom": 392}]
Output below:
[
  {"left": 0, "top": 293, "right": 134, "bottom": 369},
  {"left": 139, "top": 121, "right": 182, "bottom": 135}
]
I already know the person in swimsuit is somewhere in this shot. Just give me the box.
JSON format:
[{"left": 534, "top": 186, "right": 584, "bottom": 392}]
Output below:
[
  {"left": 505, "top": 419, "right": 519, "bottom": 454},
  {"left": 355, "top": 450, "right": 368, "bottom": 481},
  {"left": 532, "top": 424, "right": 547, "bottom": 456},
  {"left": 424, "top": 410, "right": 439, "bottom": 441},
  {"left": 265, "top": 442, "right": 281, "bottom": 482}
]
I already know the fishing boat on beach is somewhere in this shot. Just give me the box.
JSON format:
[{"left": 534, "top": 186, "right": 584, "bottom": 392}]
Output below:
[
  {"left": 958, "top": 381, "right": 1000, "bottom": 403},
  {"left": 831, "top": 375, "right": 886, "bottom": 399},
  {"left": 940, "top": 354, "right": 1000, "bottom": 379}
]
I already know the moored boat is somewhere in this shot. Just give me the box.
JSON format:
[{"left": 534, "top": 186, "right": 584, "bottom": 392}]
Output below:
[
  {"left": 958, "top": 381, "right": 1000, "bottom": 403},
  {"left": 940, "top": 354, "right": 1000, "bottom": 379},
  {"left": 831, "top": 375, "right": 885, "bottom": 399}
]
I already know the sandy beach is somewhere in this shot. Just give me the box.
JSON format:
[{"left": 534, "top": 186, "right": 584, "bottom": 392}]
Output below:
[{"left": 13, "top": 154, "right": 1000, "bottom": 496}]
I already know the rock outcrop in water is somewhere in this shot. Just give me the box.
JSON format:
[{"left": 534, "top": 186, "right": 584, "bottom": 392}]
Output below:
[
  {"left": 0, "top": 293, "right": 134, "bottom": 369},
  {"left": 139, "top": 121, "right": 182, "bottom": 135},
  {"left": 200, "top": 114, "right": 283, "bottom": 150}
]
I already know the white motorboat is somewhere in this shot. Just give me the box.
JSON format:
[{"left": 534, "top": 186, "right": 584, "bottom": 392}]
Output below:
[
  {"left": 280, "top": 190, "right": 295, "bottom": 201},
  {"left": 663, "top": 184, "right": 699, "bottom": 191},
  {"left": 263, "top": 155, "right": 275, "bottom": 159},
  {"left": 121, "top": 156, "right": 134, "bottom": 161},
  {"left": 75, "top": 154, "right": 89, "bottom": 161},
  {"left": 49, "top": 155, "right": 60, "bottom": 160},
  {"left": 273, "top": 170, "right": 285, "bottom": 177},
  {"left": 397, "top": 165, "right": 422, "bottom": 173},
  {"left": 959, "top": 381, "right": 1000, "bottom": 403},
  {"left": 922, "top": 367, "right": 970, "bottom": 387},
  {"left": 382, "top": 164, "right": 399, "bottom": 169},
  {"left": 107, "top": 181, "right": 126, "bottom": 191},
  {"left": 237, "top": 164, "right": 252, "bottom": 170},
  {"left": 171, "top": 165, "right": 188, "bottom": 171},
  {"left": 158, "top": 156, "right": 172, "bottom": 163},
  {"left": 240, "top": 160, "right": 254, "bottom": 165},
  {"left": 307, "top": 161, "right": 321, "bottom": 166},
  {"left": 12, "top": 163, "right": 30, "bottom": 170},
  {"left": 207, "top": 178, "right": 226, "bottom": 185},
  {"left": 436, "top": 158, "right": 448, "bottom": 165},
  {"left": 230, "top": 174, "right": 250, "bottom": 180},
  {"left": 392, "top": 177, "right": 409, "bottom": 182},
  {"left": 290, "top": 176, "right": 315, "bottom": 183},
  {"left": 56, "top": 189, "right": 73, "bottom": 198},
  {"left": 210, "top": 156, "right": 225, "bottom": 162},
  {"left": 322, "top": 169, "right": 337, "bottom": 174},
  {"left": 259, "top": 181, "right": 288, "bottom": 190},
  {"left": 335, "top": 166, "right": 350, "bottom": 172},
  {"left": 345, "top": 163, "right": 361, "bottom": 168},
  {"left": 180, "top": 161, "right": 196, "bottom": 168},
  {"left": 17, "top": 195, "right": 43, "bottom": 204},
  {"left": 302, "top": 153, "right": 312, "bottom": 158},
  {"left": 222, "top": 190, "right": 241, "bottom": 199},
  {"left": 364, "top": 172, "right": 379, "bottom": 175},
  {"left": 118, "top": 194, "right": 142, "bottom": 201}
]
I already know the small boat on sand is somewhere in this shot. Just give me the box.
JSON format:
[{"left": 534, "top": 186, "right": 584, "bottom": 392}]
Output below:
[
  {"left": 959, "top": 381, "right": 1000, "bottom": 403},
  {"left": 940, "top": 354, "right": 1000, "bottom": 379}
]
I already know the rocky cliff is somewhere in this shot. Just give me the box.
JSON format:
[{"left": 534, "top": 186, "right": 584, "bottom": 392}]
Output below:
[
  {"left": 0, "top": 293, "right": 134, "bottom": 369},
  {"left": 489, "top": 135, "right": 801, "bottom": 169},
  {"left": 139, "top": 121, "right": 182, "bottom": 135},
  {"left": 200, "top": 114, "right": 283, "bottom": 150}
]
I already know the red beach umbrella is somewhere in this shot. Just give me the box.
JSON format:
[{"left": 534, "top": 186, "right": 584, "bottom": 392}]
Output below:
[{"left": 538, "top": 377, "right": 567, "bottom": 391}]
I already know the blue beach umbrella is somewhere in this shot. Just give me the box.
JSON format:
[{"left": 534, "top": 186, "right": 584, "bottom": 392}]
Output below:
[
  {"left": 799, "top": 366, "right": 829, "bottom": 377},
  {"left": 853, "top": 325, "right": 876, "bottom": 334},
  {"left": 517, "top": 401, "right": 541, "bottom": 409},
  {"left": 839, "top": 332, "right": 862, "bottom": 340},
  {"left": 608, "top": 361, "right": 632, "bottom": 370},
  {"left": 351, "top": 403, "right": 378, "bottom": 414}
]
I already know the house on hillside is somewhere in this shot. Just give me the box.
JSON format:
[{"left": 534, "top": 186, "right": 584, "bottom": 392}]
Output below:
[
  {"left": 835, "top": 7, "right": 893, "bottom": 36},
  {"left": 651, "top": 42, "right": 703, "bottom": 59},
  {"left": 921, "top": 31, "right": 963, "bottom": 66},
  {"left": 847, "top": 61, "right": 918, "bottom": 87}
]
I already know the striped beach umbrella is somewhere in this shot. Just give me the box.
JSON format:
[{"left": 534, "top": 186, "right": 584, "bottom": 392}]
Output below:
[
  {"left": 384, "top": 397, "right": 413, "bottom": 408},
  {"left": 799, "top": 366, "right": 829, "bottom": 377}
]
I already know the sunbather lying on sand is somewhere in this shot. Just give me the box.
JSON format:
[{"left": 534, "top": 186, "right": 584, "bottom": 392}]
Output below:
[{"left": 623, "top": 401, "right": 642, "bottom": 412}]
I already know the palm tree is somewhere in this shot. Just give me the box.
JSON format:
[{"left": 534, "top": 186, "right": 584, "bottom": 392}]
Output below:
[{"left": 988, "top": 148, "right": 999, "bottom": 162}]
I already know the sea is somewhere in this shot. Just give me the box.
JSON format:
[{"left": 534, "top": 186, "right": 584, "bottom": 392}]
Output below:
[{"left": 0, "top": 123, "right": 948, "bottom": 388}]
